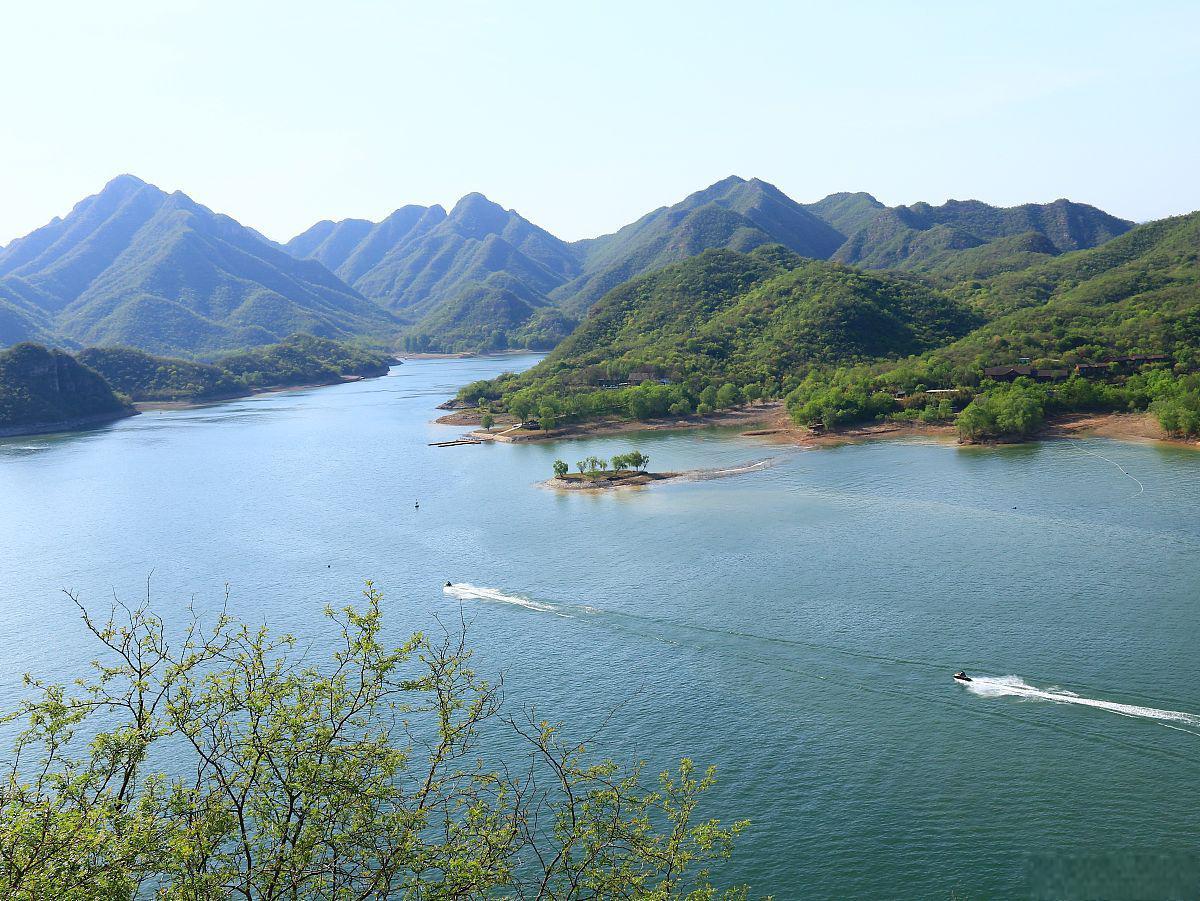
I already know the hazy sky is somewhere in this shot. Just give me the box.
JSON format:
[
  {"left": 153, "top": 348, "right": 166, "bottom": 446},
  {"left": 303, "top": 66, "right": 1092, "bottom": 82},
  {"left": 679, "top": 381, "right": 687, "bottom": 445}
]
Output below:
[{"left": 2, "top": 1, "right": 1197, "bottom": 246}]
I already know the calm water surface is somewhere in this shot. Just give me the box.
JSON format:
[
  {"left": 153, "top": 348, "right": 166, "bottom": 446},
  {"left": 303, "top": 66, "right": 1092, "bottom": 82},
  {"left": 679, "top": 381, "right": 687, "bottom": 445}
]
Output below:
[{"left": 2, "top": 355, "right": 1199, "bottom": 898}]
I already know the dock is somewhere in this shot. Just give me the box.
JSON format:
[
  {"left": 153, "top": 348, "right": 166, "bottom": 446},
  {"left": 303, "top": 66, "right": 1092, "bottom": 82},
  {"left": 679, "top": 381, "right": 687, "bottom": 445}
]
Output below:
[{"left": 428, "top": 438, "right": 484, "bottom": 448}]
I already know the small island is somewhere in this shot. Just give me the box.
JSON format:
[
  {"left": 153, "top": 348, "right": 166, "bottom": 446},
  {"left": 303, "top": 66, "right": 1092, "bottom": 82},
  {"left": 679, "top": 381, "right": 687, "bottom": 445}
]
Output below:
[{"left": 548, "top": 451, "right": 676, "bottom": 490}]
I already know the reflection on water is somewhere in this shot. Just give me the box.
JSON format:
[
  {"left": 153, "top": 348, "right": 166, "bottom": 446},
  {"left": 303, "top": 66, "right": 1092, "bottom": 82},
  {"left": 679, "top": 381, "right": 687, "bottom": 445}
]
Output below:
[{"left": 1, "top": 353, "right": 1199, "bottom": 898}]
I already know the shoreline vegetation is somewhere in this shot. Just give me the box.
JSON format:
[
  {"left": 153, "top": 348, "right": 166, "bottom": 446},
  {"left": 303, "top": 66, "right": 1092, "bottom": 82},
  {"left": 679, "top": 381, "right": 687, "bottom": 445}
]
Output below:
[
  {"left": 439, "top": 398, "right": 1196, "bottom": 454},
  {"left": 452, "top": 210, "right": 1200, "bottom": 450},
  {"left": 0, "top": 335, "right": 396, "bottom": 438}
]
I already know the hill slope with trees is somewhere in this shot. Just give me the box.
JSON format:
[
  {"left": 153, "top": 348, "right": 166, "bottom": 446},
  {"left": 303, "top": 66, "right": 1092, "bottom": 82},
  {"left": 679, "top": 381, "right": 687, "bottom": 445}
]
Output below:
[
  {"left": 0, "top": 342, "right": 132, "bottom": 433},
  {"left": 459, "top": 246, "right": 981, "bottom": 425},
  {"left": 457, "top": 208, "right": 1199, "bottom": 441},
  {"left": 553, "top": 176, "right": 848, "bottom": 317},
  {"left": 76, "top": 334, "right": 394, "bottom": 401},
  {"left": 1, "top": 175, "right": 1140, "bottom": 359},
  {"left": 0, "top": 176, "right": 400, "bottom": 356},
  {"left": 830, "top": 198, "right": 1133, "bottom": 271}
]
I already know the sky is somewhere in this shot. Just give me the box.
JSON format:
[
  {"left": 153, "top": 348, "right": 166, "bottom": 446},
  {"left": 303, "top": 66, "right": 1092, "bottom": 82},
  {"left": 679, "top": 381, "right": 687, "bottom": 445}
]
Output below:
[{"left": 1, "top": 0, "right": 1197, "bottom": 246}]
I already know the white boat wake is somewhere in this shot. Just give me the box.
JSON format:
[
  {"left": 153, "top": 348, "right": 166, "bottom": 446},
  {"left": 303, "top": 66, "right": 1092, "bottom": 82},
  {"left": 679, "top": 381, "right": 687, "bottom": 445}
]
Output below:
[
  {"left": 443, "top": 583, "right": 584, "bottom": 618},
  {"left": 964, "top": 675, "right": 1200, "bottom": 730}
]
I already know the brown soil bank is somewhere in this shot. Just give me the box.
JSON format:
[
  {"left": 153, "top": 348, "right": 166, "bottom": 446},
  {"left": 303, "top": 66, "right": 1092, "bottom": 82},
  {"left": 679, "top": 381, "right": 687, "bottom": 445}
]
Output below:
[{"left": 749, "top": 410, "right": 1198, "bottom": 451}]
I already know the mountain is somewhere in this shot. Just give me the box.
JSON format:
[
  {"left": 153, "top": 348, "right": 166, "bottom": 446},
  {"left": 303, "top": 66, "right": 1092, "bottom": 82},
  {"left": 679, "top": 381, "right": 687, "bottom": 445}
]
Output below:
[
  {"left": 282, "top": 178, "right": 1134, "bottom": 353},
  {"left": 829, "top": 198, "right": 1133, "bottom": 271},
  {"left": 0, "top": 342, "right": 132, "bottom": 434},
  {"left": 800, "top": 191, "right": 887, "bottom": 237},
  {"left": 473, "top": 246, "right": 981, "bottom": 421},
  {"left": 938, "top": 210, "right": 1200, "bottom": 364},
  {"left": 902, "top": 231, "right": 1061, "bottom": 283},
  {"left": 553, "top": 176, "right": 847, "bottom": 317},
  {"left": 285, "top": 194, "right": 580, "bottom": 353},
  {"left": 0, "top": 277, "right": 57, "bottom": 345},
  {"left": 780, "top": 210, "right": 1200, "bottom": 440},
  {"left": 0, "top": 175, "right": 400, "bottom": 355}
]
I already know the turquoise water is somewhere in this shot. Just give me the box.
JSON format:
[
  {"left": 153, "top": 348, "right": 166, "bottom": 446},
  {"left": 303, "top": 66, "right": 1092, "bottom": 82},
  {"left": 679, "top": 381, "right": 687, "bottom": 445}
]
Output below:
[{"left": 2, "top": 355, "right": 1199, "bottom": 898}]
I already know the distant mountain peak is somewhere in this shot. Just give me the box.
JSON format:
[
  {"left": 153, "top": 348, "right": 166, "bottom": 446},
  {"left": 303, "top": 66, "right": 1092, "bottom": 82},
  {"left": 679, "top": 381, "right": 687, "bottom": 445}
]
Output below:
[
  {"left": 447, "top": 193, "right": 521, "bottom": 239},
  {"left": 103, "top": 173, "right": 149, "bottom": 192},
  {"left": 448, "top": 191, "right": 506, "bottom": 216}
]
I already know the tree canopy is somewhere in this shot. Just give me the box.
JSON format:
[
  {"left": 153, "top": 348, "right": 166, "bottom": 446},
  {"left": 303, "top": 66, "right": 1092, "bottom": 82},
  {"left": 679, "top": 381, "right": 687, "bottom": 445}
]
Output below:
[{"left": 0, "top": 585, "right": 749, "bottom": 899}]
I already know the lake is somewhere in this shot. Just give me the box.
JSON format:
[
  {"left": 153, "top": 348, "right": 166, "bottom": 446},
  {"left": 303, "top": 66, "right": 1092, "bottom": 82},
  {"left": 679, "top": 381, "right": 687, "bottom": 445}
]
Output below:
[{"left": 2, "top": 354, "right": 1198, "bottom": 898}]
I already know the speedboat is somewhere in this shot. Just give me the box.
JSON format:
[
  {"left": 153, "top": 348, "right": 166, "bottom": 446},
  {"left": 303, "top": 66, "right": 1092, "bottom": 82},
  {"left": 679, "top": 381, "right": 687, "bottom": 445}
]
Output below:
[{"left": 953, "top": 671, "right": 972, "bottom": 682}]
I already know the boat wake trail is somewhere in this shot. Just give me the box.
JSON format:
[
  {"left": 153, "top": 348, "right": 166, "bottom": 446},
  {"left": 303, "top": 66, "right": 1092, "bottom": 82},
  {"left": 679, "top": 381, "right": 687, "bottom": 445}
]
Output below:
[
  {"left": 965, "top": 676, "right": 1200, "bottom": 730},
  {"left": 1073, "top": 446, "right": 1144, "bottom": 497},
  {"left": 676, "top": 458, "right": 779, "bottom": 481},
  {"left": 443, "top": 583, "right": 589, "bottom": 618}
]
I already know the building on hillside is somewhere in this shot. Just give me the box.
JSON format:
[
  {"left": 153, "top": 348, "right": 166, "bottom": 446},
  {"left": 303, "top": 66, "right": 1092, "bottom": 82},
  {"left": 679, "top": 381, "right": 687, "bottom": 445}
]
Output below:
[
  {"left": 629, "top": 367, "right": 664, "bottom": 384},
  {"left": 982, "top": 365, "right": 1066, "bottom": 383}
]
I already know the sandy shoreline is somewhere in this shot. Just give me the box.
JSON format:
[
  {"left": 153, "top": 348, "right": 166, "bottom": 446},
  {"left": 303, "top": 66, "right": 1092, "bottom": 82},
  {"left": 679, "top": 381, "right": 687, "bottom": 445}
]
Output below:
[{"left": 435, "top": 401, "right": 1198, "bottom": 452}]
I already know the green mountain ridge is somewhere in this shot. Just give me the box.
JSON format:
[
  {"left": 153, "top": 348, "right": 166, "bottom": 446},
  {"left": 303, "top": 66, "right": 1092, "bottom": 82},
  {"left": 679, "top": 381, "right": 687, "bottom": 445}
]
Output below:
[
  {"left": 938, "top": 210, "right": 1200, "bottom": 366},
  {"left": 832, "top": 197, "right": 1133, "bottom": 271},
  {"left": 2, "top": 175, "right": 1142, "bottom": 359},
  {"left": 0, "top": 176, "right": 400, "bottom": 355},
  {"left": 280, "top": 177, "right": 1133, "bottom": 353},
  {"left": 285, "top": 194, "right": 581, "bottom": 353},
  {"left": 553, "top": 176, "right": 847, "bottom": 317},
  {"left": 465, "top": 246, "right": 981, "bottom": 420},
  {"left": 460, "top": 206, "right": 1198, "bottom": 439}
]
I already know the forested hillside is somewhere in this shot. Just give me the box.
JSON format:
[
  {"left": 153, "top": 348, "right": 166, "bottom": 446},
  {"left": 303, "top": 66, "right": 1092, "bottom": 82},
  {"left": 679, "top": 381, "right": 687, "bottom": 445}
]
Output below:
[
  {"left": 782, "top": 213, "right": 1200, "bottom": 440},
  {"left": 553, "top": 177, "right": 847, "bottom": 317},
  {"left": 830, "top": 198, "right": 1132, "bottom": 271},
  {"left": 281, "top": 176, "right": 1134, "bottom": 353},
  {"left": 458, "top": 208, "right": 1200, "bottom": 442},
  {"left": 457, "top": 246, "right": 980, "bottom": 424},
  {"left": 0, "top": 176, "right": 400, "bottom": 355},
  {"left": 0, "top": 342, "right": 131, "bottom": 433},
  {"left": 14, "top": 335, "right": 394, "bottom": 410},
  {"left": 2, "top": 175, "right": 1138, "bottom": 358},
  {"left": 286, "top": 195, "right": 580, "bottom": 354}
]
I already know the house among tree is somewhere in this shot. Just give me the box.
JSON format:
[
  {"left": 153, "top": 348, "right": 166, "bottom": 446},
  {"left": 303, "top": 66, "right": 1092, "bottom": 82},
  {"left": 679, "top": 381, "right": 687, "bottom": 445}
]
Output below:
[
  {"left": 629, "top": 366, "right": 664, "bottom": 384},
  {"left": 982, "top": 364, "right": 1066, "bottom": 382},
  {"left": 1072, "top": 354, "right": 1170, "bottom": 377}
]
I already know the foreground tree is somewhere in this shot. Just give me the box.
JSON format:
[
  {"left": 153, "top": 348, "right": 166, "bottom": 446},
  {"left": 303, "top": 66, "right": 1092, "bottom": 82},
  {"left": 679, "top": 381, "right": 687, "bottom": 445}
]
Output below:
[{"left": 0, "top": 585, "right": 748, "bottom": 899}]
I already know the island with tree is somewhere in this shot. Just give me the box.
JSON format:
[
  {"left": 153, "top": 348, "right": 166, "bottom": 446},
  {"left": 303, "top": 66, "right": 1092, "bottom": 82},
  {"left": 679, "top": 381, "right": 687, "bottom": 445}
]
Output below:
[{"left": 548, "top": 451, "right": 674, "bottom": 489}]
